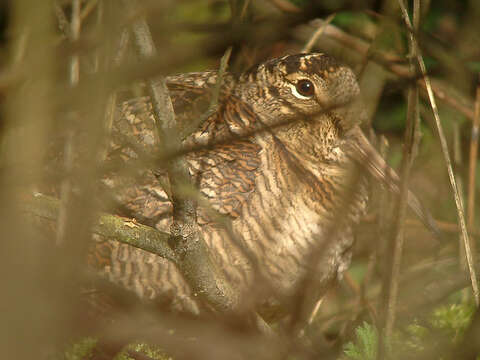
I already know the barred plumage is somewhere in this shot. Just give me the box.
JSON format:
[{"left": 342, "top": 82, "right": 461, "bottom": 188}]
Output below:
[{"left": 92, "top": 53, "right": 370, "bottom": 317}]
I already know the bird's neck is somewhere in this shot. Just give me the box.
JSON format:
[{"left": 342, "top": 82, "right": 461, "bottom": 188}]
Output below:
[{"left": 270, "top": 113, "right": 346, "bottom": 165}]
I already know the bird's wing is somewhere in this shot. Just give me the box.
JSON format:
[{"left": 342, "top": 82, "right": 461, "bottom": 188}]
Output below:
[
  {"left": 88, "top": 82, "right": 262, "bottom": 310},
  {"left": 105, "top": 73, "right": 261, "bottom": 228},
  {"left": 166, "top": 71, "right": 222, "bottom": 126}
]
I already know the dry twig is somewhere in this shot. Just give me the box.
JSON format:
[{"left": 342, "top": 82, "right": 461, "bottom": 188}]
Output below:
[
  {"left": 301, "top": 19, "right": 476, "bottom": 122},
  {"left": 56, "top": 0, "right": 81, "bottom": 246},
  {"left": 468, "top": 75, "right": 480, "bottom": 229},
  {"left": 397, "top": 0, "right": 480, "bottom": 306},
  {"left": 381, "top": 0, "right": 422, "bottom": 348},
  {"left": 121, "top": 0, "right": 261, "bottom": 326},
  {"left": 23, "top": 193, "right": 178, "bottom": 263},
  {"left": 81, "top": 0, "right": 99, "bottom": 21},
  {"left": 267, "top": 0, "right": 301, "bottom": 13},
  {"left": 180, "top": 47, "right": 232, "bottom": 139},
  {"left": 302, "top": 13, "right": 336, "bottom": 53}
]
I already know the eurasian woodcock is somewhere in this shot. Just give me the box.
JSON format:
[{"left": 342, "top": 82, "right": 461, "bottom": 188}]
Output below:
[{"left": 91, "top": 53, "right": 436, "bottom": 318}]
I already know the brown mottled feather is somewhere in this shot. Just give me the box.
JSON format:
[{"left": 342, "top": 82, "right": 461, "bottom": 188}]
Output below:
[{"left": 92, "top": 53, "right": 369, "bottom": 316}]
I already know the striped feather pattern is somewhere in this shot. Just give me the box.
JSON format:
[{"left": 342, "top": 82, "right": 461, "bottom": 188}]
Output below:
[{"left": 92, "top": 53, "right": 368, "bottom": 316}]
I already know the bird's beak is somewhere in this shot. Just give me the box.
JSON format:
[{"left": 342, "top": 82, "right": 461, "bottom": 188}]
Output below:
[{"left": 345, "top": 126, "right": 441, "bottom": 239}]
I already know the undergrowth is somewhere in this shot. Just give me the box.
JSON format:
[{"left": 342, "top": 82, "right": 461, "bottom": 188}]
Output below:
[{"left": 343, "top": 300, "right": 476, "bottom": 360}]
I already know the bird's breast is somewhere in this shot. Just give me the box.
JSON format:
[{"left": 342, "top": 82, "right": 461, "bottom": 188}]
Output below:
[{"left": 202, "top": 132, "right": 364, "bottom": 300}]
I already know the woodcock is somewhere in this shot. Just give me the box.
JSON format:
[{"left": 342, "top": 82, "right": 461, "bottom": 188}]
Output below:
[{"left": 91, "top": 53, "right": 435, "bottom": 318}]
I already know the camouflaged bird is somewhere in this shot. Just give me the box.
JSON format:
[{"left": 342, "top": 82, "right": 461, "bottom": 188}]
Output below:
[{"left": 91, "top": 53, "right": 434, "bottom": 317}]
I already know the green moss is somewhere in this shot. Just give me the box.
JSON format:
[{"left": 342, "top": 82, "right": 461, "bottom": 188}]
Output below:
[
  {"left": 343, "top": 301, "right": 476, "bottom": 359},
  {"left": 63, "top": 338, "right": 171, "bottom": 360},
  {"left": 125, "top": 343, "right": 172, "bottom": 360},
  {"left": 374, "top": 103, "right": 407, "bottom": 133},
  {"left": 468, "top": 61, "right": 480, "bottom": 72},
  {"left": 343, "top": 322, "right": 378, "bottom": 360},
  {"left": 333, "top": 12, "right": 375, "bottom": 35},
  {"left": 431, "top": 303, "right": 475, "bottom": 342},
  {"left": 64, "top": 337, "right": 97, "bottom": 360}
]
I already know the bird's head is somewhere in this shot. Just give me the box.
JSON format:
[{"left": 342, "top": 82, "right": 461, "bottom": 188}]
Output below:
[
  {"left": 233, "top": 53, "right": 440, "bottom": 239},
  {"left": 235, "top": 53, "right": 363, "bottom": 130}
]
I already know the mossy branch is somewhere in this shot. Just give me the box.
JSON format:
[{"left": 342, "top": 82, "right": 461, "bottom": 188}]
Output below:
[{"left": 23, "top": 193, "right": 178, "bottom": 264}]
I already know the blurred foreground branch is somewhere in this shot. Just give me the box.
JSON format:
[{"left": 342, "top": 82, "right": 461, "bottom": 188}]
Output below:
[
  {"left": 380, "top": 0, "right": 422, "bottom": 355},
  {"left": 23, "top": 193, "right": 178, "bottom": 264},
  {"left": 116, "top": 1, "right": 270, "bottom": 332},
  {"left": 300, "top": 19, "right": 476, "bottom": 122},
  {"left": 124, "top": 0, "right": 240, "bottom": 315}
]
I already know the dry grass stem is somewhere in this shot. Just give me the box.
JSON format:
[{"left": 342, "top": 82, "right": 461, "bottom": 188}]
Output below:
[
  {"left": 54, "top": 3, "right": 71, "bottom": 38},
  {"left": 468, "top": 76, "right": 480, "bottom": 229},
  {"left": 56, "top": 0, "right": 81, "bottom": 246},
  {"left": 81, "top": 0, "right": 99, "bottom": 21},
  {"left": 239, "top": 0, "right": 251, "bottom": 19},
  {"left": 302, "top": 13, "right": 336, "bottom": 53},
  {"left": 180, "top": 46, "right": 232, "bottom": 139},
  {"left": 397, "top": 0, "right": 480, "bottom": 306},
  {"left": 267, "top": 0, "right": 301, "bottom": 13},
  {"left": 304, "top": 19, "right": 476, "bottom": 121},
  {"left": 381, "top": 0, "right": 422, "bottom": 348}
]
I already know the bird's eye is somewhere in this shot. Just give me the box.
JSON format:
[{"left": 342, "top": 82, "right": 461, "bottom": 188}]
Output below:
[{"left": 295, "top": 79, "right": 315, "bottom": 97}]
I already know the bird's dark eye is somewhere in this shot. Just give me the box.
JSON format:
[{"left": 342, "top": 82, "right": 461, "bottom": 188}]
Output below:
[{"left": 295, "top": 79, "right": 315, "bottom": 97}]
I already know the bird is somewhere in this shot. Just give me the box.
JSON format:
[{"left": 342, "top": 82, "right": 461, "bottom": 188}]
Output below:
[{"left": 89, "top": 53, "right": 436, "bottom": 320}]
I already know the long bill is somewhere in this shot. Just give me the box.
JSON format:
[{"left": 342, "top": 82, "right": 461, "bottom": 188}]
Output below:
[{"left": 346, "top": 126, "right": 442, "bottom": 240}]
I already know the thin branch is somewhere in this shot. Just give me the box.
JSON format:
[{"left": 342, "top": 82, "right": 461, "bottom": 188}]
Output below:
[
  {"left": 468, "top": 75, "right": 480, "bottom": 229},
  {"left": 3, "top": 1, "right": 57, "bottom": 358},
  {"left": 341, "top": 271, "right": 377, "bottom": 334},
  {"left": 239, "top": 0, "right": 251, "bottom": 20},
  {"left": 397, "top": 0, "right": 480, "bottom": 306},
  {"left": 306, "top": 297, "right": 324, "bottom": 325},
  {"left": 302, "top": 19, "right": 476, "bottom": 121},
  {"left": 54, "top": 3, "right": 71, "bottom": 38},
  {"left": 366, "top": 136, "right": 389, "bottom": 324},
  {"left": 24, "top": 193, "right": 178, "bottom": 264},
  {"left": 69, "top": 0, "right": 81, "bottom": 75},
  {"left": 376, "top": 135, "right": 390, "bottom": 246},
  {"left": 180, "top": 47, "right": 232, "bottom": 139},
  {"left": 100, "top": 28, "right": 130, "bottom": 161},
  {"left": 113, "top": 29, "right": 130, "bottom": 66},
  {"left": 267, "top": 0, "right": 301, "bottom": 13},
  {"left": 381, "top": 0, "right": 422, "bottom": 347},
  {"left": 302, "top": 13, "right": 336, "bottom": 53},
  {"left": 122, "top": 0, "right": 244, "bottom": 317},
  {"left": 56, "top": 0, "right": 81, "bottom": 246},
  {"left": 363, "top": 214, "right": 480, "bottom": 238},
  {"left": 81, "top": 0, "right": 99, "bottom": 22},
  {"left": 454, "top": 122, "right": 469, "bottom": 279}
]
